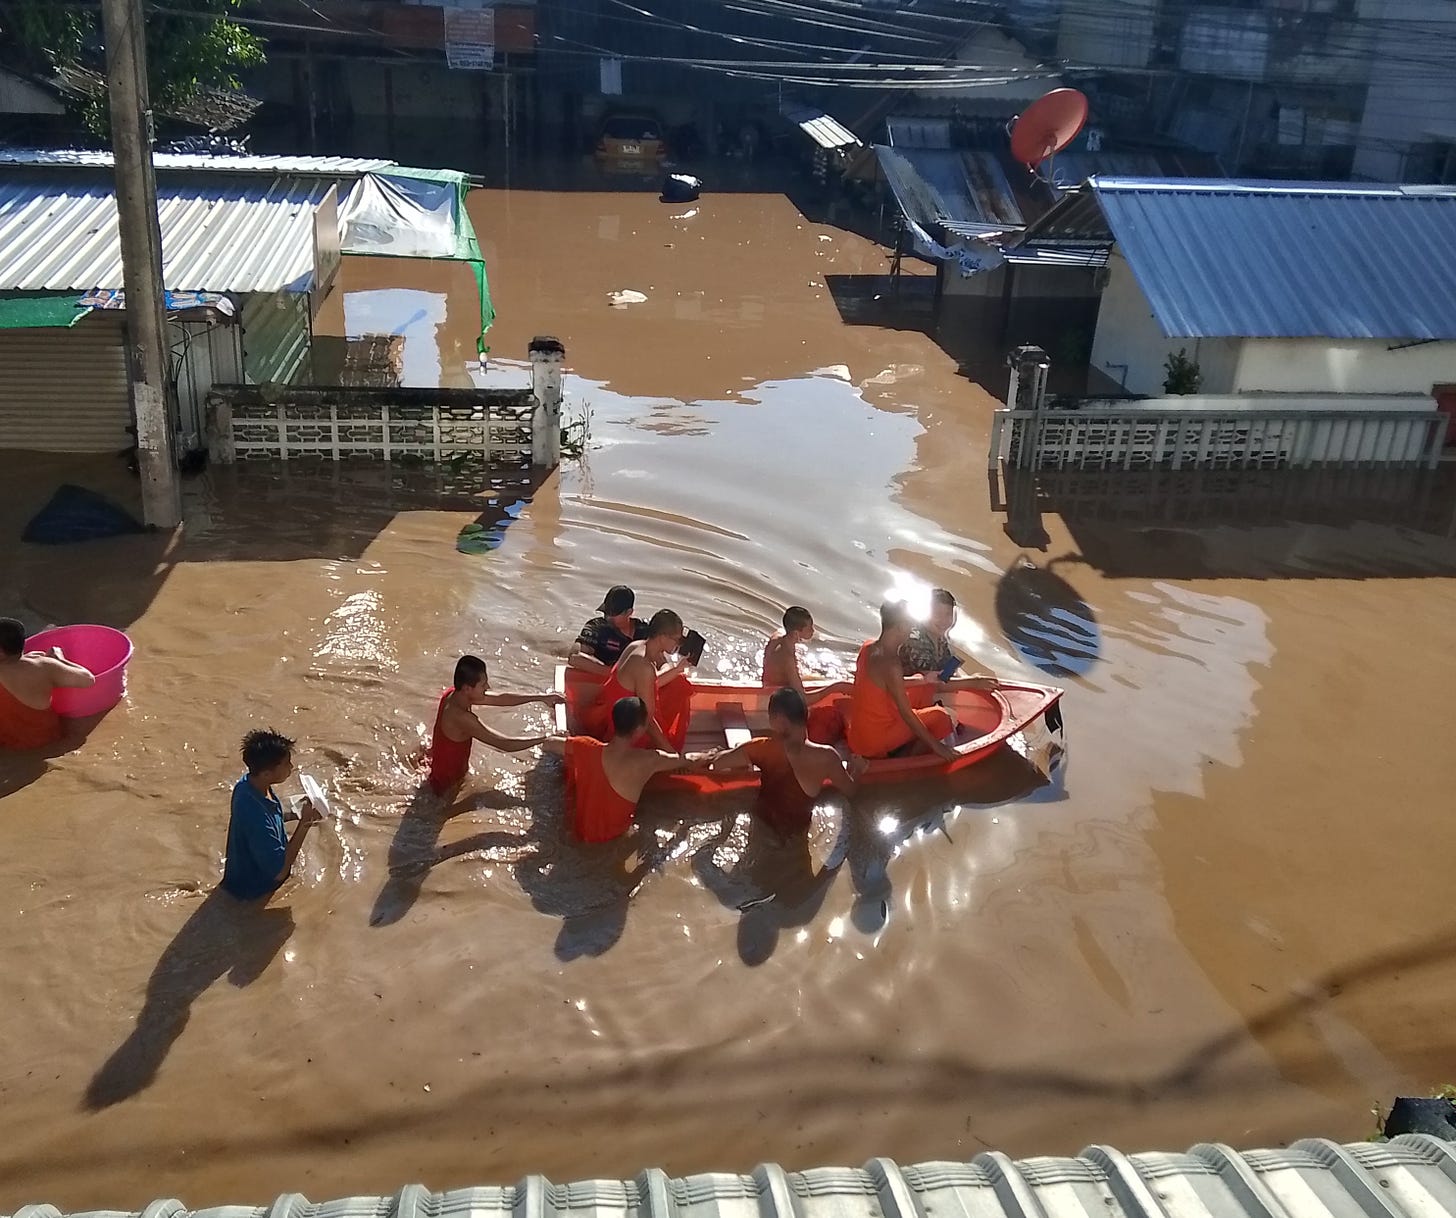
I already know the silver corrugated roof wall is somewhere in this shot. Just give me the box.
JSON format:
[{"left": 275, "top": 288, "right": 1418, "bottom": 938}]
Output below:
[{"left": 9, "top": 1137, "right": 1456, "bottom": 1218}]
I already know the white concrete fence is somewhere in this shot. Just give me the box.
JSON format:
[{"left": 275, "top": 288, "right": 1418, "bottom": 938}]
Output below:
[
  {"left": 207, "top": 337, "right": 566, "bottom": 468},
  {"left": 989, "top": 397, "right": 1447, "bottom": 472}
]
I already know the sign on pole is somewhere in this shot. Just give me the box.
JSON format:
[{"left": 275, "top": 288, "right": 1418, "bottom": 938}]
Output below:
[
  {"left": 445, "top": 6, "right": 495, "bottom": 70},
  {"left": 311, "top": 184, "right": 342, "bottom": 318}
]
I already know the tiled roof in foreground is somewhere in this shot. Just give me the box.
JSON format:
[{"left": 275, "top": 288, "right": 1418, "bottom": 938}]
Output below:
[{"left": 10, "top": 1136, "right": 1456, "bottom": 1218}]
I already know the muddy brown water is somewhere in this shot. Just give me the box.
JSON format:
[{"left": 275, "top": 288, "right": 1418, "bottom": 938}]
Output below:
[{"left": 3, "top": 187, "right": 1456, "bottom": 1211}]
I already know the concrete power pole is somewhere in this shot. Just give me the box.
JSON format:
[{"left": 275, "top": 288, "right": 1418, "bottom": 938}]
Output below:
[{"left": 101, "top": 0, "right": 182, "bottom": 529}]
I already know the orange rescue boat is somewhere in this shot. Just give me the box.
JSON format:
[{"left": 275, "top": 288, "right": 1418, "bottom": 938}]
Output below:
[{"left": 555, "top": 666, "right": 1063, "bottom": 796}]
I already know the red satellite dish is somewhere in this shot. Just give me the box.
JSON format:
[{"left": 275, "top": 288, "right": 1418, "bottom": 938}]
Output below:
[{"left": 1009, "top": 88, "right": 1089, "bottom": 174}]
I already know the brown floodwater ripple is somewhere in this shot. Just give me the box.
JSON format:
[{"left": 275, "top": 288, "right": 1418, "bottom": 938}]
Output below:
[{"left": 2, "top": 188, "right": 1456, "bottom": 1211}]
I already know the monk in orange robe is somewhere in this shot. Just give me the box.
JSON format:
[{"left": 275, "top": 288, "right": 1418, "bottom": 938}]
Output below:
[
  {"left": 845, "top": 602, "right": 958, "bottom": 760},
  {"left": 579, "top": 608, "right": 695, "bottom": 754},
  {"left": 545, "top": 696, "right": 710, "bottom": 842}
]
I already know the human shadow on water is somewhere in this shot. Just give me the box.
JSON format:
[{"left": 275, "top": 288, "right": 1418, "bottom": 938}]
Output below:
[
  {"left": 692, "top": 806, "right": 842, "bottom": 966},
  {"left": 83, "top": 888, "right": 294, "bottom": 1110},
  {"left": 370, "top": 760, "right": 702, "bottom": 961},
  {"left": 369, "top": 784, "right": 530, "bottom": 927}
]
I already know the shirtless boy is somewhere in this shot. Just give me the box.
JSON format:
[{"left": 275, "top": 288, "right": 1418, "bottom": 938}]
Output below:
[
  {"left": 761, "top": 606, "right": 849, "bottom": 744},
  {"left": 0, "top": 618, "right": 95, "bottom": 750}
]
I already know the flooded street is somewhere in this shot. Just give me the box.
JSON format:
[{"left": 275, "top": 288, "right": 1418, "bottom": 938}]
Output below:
[{"left": 3, "top": 184, "right": 1456, "bottom": 1210}]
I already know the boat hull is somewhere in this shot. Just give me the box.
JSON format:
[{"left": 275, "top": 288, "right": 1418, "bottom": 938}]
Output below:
[{"left": 555, "top": 666, "right": 1063, "bottom": 795}]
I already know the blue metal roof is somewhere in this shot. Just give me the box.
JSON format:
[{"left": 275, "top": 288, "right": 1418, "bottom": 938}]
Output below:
[{"left": 1088, "top": 176, "right": 1456, "bottom": 340}]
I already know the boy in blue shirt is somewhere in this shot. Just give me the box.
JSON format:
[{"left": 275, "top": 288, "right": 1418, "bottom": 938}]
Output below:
[{"left": 222, "top": 729, "right": 320, "bottom": 901}]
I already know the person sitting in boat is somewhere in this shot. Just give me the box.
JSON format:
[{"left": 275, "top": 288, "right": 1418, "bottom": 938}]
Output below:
[
  {"left": 710, "top": 687, "right": 865, "bottom": 839},
  {"left": 761, "top": 606, "right": 850, "bottom": 745},
  {"left": 567, "top": 585, "right": 647, "bottom": 674},
  {"left": 0, "top": 617, "right": 96, "bottom": 750},
  {"left": 544, "top": 696, "right": 710, "bottom": 842},
  {"left": 845, "top": 602, "right": 959, "bottom": 762},
  {"left": 426, "top": 655, "right": 565, "bottom": 795},
  {"left": 898, "top": 588, "right": 997, "bottom": 689},
  {"left": 579, "top": 609, "right": 694, "bottom": 755}
]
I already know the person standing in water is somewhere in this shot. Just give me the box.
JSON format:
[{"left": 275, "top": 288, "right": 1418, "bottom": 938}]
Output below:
[
  {"left": 222, "top": 729, "right": 321, "bottom": 902},
  {"left": 761, "top": 605, "right": 850, "bottom": 744},
  {"left": 426, "top": 655, "right": 565, "bottom": 795},
  {"left": 579, "top": 609, "right": 694, "bottom": 754},
  {"left": 544, "top": 696, "right": 711, "bottom": 842},
  {"left": 846, "top": 602, "right": 958, "bottom": 761},
  {"left": 710, "top": 688, "right": 864, "bottom": 838},
  {"left": 567, "top": 585, "right": 647, "bottom": 673},
  {"left": 0, "top": 618, "right": 95, "bottom": 750}
]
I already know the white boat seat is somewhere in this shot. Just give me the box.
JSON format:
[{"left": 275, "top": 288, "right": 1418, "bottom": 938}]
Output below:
[{"left": 716, "top": 701, "right": 753, "bottom": 749}]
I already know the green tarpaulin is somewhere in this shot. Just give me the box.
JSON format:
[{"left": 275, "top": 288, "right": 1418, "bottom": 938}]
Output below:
[
  {"left": 0, "top": 293, "right": 90, "bottom": 330},
  {"left": 340, "top": 167, "right": 494, "bottom": 357}
]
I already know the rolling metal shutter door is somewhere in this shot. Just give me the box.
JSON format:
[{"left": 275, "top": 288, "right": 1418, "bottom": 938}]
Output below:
[{"left": 0, "top": 315, "right": 131, "bottom": 452}]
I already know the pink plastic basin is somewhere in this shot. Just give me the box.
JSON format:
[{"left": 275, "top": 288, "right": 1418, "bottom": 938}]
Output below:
[{"left": 25, "top": 624, "right": 134, "bottom": 718}]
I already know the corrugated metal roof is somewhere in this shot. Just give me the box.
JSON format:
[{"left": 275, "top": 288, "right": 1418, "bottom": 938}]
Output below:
[
  {"left": 0, "top": 148, "right": 395, "bottom": 176},
  {"left": 0, "top": 173, "right": 341, "bottom": 294},
  {"left": 783, "top": 106, "right": 861, "bottom": 151},
  {"left": 876, "top": 145, "right": 1025, "bottom": 238},
  {"left": 9, "top": 1137, "right": 1456, "bottom": 1218},
  {"left": 886, "top": 117, "right": 953, "bottom": 149},
  {"left": 1046, "top": 150, "right": 1225, "bottom": 197},
  {"left": 1003, "top": 243, "right": 1110, "bottom": 267},
  {"left": 1088, "top": 176, "right": 1456, "bottom": 340}
]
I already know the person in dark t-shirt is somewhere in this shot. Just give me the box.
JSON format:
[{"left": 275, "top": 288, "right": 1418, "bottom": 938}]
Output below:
[{"left": 568, "top": 584, "right": 648, "bottom": 673}]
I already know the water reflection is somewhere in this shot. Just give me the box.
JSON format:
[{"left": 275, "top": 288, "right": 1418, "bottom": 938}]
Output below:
[{"left": 342, "top": 288, "right": 448, "bottom": 387}]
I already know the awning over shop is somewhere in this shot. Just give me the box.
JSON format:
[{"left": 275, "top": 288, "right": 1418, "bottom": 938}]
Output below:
[
  {"left": 340, "top": 166, "right": 494, "bottom": 355},
  {"left": 0, "top": 293, "right": 91, "bottom": 329},
  {"left": 782, "top": 104, "right": 862, "bottom": 151}
]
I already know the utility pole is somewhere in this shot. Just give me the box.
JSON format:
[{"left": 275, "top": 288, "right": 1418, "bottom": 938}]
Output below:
[{"left": 102, "top": 0, "right": 181, "bottom": 529}]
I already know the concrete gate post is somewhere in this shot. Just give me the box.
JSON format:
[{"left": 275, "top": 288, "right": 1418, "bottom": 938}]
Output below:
[{"left": 529, "top": 335, "right": 565, "bottom": 468}]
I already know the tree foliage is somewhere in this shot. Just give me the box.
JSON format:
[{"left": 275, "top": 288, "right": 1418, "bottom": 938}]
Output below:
[
  {"left": 1162, "top": 347, "right": 1202, "bottom": 395},
  {"left": 4, "top": 0, "right": 265, "bottom": 133}
]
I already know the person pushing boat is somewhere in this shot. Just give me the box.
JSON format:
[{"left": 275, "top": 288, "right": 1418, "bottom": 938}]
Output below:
[
  {"left": 579, "top": 609, "right": 695, "bottom": 754},
  {"left": 710, "top": 687, "right": 864, "bottom": 838},
  {"left": 761, "top": 606, "right": 849, "bottom": 744},
  {"left": 425, "top": 655, "right": 565, "bottom": 795},
  {"left": 544, "top": 696, "right": 710, "bottom": 842},
  {"left": 845, "top": 602, "right": 959, "bottom": 761}
]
